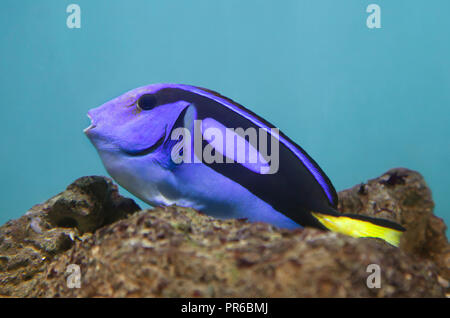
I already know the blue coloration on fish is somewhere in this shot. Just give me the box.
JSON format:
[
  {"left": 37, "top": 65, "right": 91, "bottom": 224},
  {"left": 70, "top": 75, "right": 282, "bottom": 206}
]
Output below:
[
  {"left": 85, "top": 84, "right": 405, "bottom": 240},
  {"left": 159, "top": 84, "right": 336, "bottom": 205}
]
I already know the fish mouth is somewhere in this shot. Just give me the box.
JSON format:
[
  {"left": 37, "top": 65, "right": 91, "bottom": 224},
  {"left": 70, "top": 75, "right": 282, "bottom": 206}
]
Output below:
[{"left": 83, "top": 113, "right": 97, "bottom": 134}]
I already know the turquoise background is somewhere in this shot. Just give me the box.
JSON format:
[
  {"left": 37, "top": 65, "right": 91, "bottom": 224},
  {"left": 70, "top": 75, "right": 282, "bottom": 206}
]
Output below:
[{"left": 0, "top": 1, "right": 448, "bottom": 236}]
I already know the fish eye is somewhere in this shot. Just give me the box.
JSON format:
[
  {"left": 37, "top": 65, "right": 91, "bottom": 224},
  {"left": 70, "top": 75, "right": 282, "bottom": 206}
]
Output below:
[{"left": 137, "top": 94, "right": 157, "bottom": 111}]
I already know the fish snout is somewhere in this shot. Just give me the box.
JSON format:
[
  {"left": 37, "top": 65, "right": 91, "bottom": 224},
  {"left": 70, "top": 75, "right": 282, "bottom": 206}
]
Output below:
[{"left": 84, "top": 111, "right": 97, "bottom": 135}]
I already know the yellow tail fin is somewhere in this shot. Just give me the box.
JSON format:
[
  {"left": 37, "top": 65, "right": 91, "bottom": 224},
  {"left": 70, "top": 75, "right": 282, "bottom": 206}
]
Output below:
[{"left": 311, "top": 212, "right": 404, "bottom": 247}]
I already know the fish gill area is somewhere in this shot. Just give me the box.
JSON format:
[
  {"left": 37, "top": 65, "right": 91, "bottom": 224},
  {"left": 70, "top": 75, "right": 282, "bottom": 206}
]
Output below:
[{"left": 0, "top": 168, "right": 448, "bottom": 297}]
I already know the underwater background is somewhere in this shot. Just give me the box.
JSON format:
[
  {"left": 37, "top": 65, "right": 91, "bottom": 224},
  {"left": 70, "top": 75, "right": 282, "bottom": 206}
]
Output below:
[{"left": 0, "top": 0, "right": 448, "bottom": 237}]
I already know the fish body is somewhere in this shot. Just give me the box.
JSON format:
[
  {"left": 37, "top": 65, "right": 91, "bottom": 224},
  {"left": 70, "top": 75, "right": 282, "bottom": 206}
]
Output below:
[{"left": 85, "top": 84, "right": 404, "bottom": 245}]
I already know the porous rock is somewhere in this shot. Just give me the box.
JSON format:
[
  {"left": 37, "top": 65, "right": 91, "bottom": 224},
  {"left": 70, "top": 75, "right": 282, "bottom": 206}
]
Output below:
[
  {"left": 0, "top": 176, "right": 140, "bottom": 296},
  {"left": 0, "top": 169, "right": 448, "bottom": 297}
]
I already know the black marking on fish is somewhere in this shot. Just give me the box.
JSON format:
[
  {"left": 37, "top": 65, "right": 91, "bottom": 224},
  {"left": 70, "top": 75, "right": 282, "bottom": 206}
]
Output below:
[
  {"left": 150, "top": 85, "right": 338, "bottom": 228},
  {"left": 124, "top": 125, "right": 167, "bottom": 157}
]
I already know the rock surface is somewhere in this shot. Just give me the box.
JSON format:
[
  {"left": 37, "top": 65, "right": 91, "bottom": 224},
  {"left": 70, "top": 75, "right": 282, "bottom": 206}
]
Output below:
[
  {"left": 0, "top": 176, "right": 140, "bottom": 297},
  {"left": 338, "top": 168, "right": 449, "bottom": 282},
  {"left": 0, "top": 168, "right": 448, "bottom": 297}
]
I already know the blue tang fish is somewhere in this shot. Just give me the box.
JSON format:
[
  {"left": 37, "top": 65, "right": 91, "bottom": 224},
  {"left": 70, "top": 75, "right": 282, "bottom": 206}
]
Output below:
[{"left": 85, "top": 84, "right": 404, "bottom": 246}]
